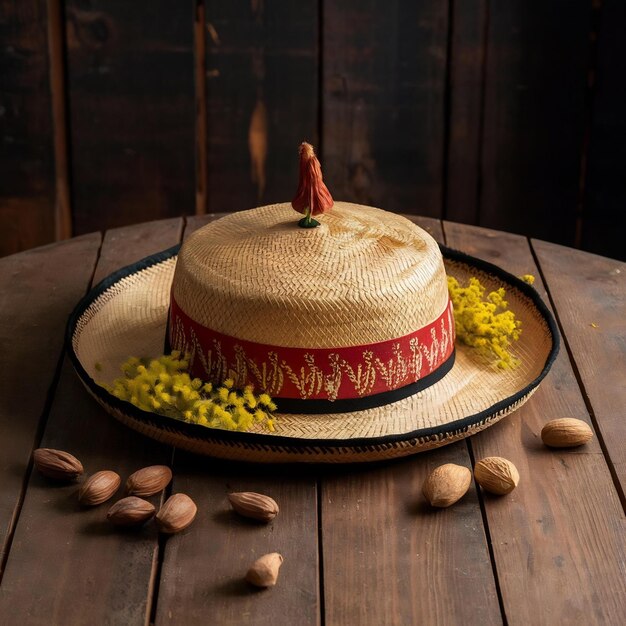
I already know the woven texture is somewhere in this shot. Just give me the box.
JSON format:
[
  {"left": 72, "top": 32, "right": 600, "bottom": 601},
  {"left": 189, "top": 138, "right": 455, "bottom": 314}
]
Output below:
[
  {"left": 172, "top": 202, "right": 449, "bottom": 347},
  {"left": 86, "top": 387, "right": 534, "bottom": 463},
  {"left": 72, "top": 254, "right": 553, "bottom": 446}
]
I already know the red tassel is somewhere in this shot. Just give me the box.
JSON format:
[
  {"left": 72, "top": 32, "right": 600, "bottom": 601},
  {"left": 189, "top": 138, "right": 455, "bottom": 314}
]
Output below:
[{"left": 291, "top": 142, "right": 334, "bottom": 218}]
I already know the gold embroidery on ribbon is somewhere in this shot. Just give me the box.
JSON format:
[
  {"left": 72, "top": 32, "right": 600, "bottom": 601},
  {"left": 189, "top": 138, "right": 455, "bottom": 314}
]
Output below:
[
  {"left": 282, "top": 354, "right": 325, "bottom": 400},
  {"left": 171, "top": 302, "right": 454, "bottom": 401}
]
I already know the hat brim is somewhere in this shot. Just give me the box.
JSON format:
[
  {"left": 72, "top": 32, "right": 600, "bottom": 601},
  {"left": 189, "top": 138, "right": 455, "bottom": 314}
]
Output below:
[{"left": 67, "top": 244, "right": 559, "bottom": 463}]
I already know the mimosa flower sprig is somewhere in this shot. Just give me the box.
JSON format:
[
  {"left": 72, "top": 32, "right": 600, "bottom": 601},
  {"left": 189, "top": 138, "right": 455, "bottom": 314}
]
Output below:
[
  {"left": 103, "top": 352, "right": 277, "bottom": 432},
  {"left": 291, "top": 142, "right": 334, "bottom": 228},
  {"left": 448, "top": 276, "right": 523, "bottom": 369}
]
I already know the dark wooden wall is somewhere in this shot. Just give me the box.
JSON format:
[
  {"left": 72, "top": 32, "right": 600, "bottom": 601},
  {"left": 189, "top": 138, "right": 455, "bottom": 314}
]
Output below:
[{"left": 1, "top": 0, "right": 624, "bottom": 260}]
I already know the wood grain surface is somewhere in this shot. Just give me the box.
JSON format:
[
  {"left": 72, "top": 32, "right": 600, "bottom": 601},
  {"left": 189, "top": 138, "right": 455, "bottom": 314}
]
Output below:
[
  {"left": 445, "top": 221, "right": 626, "bottom": 625},
  {"left": 322, "top": 0, "right": 448, "bottom": 215},
  {"left": 0, "top": 0, "right": 56, "bottom": 255},
  {"left": 582, "top": 0, "right": 626, "bottom": 261},
  {"left": 93, "top": 218, "right": 183, "bottom": 283},
  {"left": 0, "top": 362, "right": 170, "bottom": 625},
  {"left": 65, "top": 0, "right": 196, "bottom": 235},
  {"left": 532, "top": 239, "right": 626, "bottom": 501},
  {"left": 444, "top": 0, "right": 488, "bottom": 225},
  {"left": 4, "top": 4, "right": 626, "bottom": 264},
  {"left": 204, "top": 1, "right": 318, "bottom": 213},
  {"left": 0, "top": 233, "right": 101, "bottom": 576},
  {"left": 479, "top": 1, "right": 590, "bottom": 246},
  {"left": 0, "top": 220, "right": 182, "bottom": 624},
  {"left": 5, "top": 1, "right": 626, "bottom": 266},
  {"left": 48, "top": 0, "right": 72, "bottom": 240},
  {"left": 155, "top": 454, "right": 319, "bottom": 626},
  {"left": 321, "top": 445, "right": 501, "bottom": 625}
]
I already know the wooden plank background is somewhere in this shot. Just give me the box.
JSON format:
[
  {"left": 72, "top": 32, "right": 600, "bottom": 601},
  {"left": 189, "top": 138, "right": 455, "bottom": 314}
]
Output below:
[
  {"left": 582, "top": 0, "right": 625, "bottom": 261},
  {"left": 0, "top": 1, "right": 623, "bottom": 261},
  {"left": 0, "top": 0, "right": 56, "bottom": 256},
  {"left": 64, "top": 0, "right": 196, "bottom": 234},
  {"left": 322, "top": 1, "right": 448, "bottom": 214},
  {"left": 478, "top": 0, "right": 590, "bottom": 245}
]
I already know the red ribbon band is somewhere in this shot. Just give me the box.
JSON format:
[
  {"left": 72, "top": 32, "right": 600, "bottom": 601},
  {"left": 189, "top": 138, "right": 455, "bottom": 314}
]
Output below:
[{"left": 169, "top": 296, "right": 455, "bottom": 402}]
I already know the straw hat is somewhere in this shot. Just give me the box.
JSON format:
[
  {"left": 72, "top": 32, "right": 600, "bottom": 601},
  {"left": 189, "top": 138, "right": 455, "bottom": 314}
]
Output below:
[{"left": 67, "top": 202, "right": 559, "bottom": 463}]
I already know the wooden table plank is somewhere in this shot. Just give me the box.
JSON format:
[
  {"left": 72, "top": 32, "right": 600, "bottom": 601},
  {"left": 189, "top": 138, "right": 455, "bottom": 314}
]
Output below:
[
  {"left": 0, "top": 364, "right": 170, "bottom": 625},
  {"left": 0, "top": 221, "right": 183, "bottom": 624},
  {"left": 531, "top": 239, "right": 626, "bottom": 501},
  {"left": 445, "top": 221, "right": 626, "bottom": 624},
  {"left": 321, "top": 445, "right": 501, "bottom": 625},
  {"left": 184, "top": 214, "right": 223, "bottom": 238},
  {"left": 322, "top": 219, "right": 502, "bottom": 625},
  {"left": 0, "top": 233, "right": 101, "bottom": 575},
  {"left": 154, "top": 215, "right": 320, "bottom": 625},
  {"left": 155, "top": 456, "right": 319, "bottom": 626},
  {"left": 93, "top": 218, "right": 184, "bottom": 283}
]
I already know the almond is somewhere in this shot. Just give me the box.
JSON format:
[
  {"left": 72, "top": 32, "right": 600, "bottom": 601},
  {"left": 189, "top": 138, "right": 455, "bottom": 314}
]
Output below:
[
  {"left": 422, "top": 463, "right": 472, "bottom": 508},
  {"left": 156, "top": 493, "right": 197, "bottom": 534},
  {"left": 126, "top": 465, "right": 172, "bottom": 497},
  {"left": 474, "top": 457, "right": 520, "bottom": 495},
  {"left": 78, "top": 470, "right": 121, "bottom": 506},
  {"left": 541, "top": 418, "right": 593, "bottom": 448},
  {"left": 107, "top": 496, "right": 155, "bottom": 526},
  {"left": 228, "top": 492, "right": 279, "bottom": 522},
  {"left": 33, "top": 448, "right": 83, "bottom": 481},
  {"left": 245, "top": 553, "right": 284, "bottom": 588}
]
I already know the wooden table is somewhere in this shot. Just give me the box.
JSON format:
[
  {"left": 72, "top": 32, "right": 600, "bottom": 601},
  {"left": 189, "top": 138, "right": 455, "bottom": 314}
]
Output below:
[{"left": 0, "top": 215, "right": 624, "bottom": 625}]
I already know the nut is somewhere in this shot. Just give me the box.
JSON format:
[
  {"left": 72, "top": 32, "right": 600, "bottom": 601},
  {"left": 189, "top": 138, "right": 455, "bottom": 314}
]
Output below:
[
  {"left": 156, "top": 493, "right": 197, "bottom": 534},
  {"left": 422, "top": 464, "right": 472, "bottom": 507},
  {"left": 245, "top": 553, "right": 284, "bottom": 588},
  {"left": 33, "top": 448, "right": 83, "bottom": 481},
  {"left": 474, "top": 457, "right": 520, "bottom": 495},
  {"left": 78, "top": 470, "right": 121, "bottom": 506},
  {"left": 107, "top": 496, "right": 156, "bottom": 526},
  {"left": 541, "top": 418, "right": 593, "bottom": 448},
  {"left": 126, "top": 465, "right": 173, "bottom": 497},
  {"left": 228, "top": 492, "right": 279, "bottom": 522}
]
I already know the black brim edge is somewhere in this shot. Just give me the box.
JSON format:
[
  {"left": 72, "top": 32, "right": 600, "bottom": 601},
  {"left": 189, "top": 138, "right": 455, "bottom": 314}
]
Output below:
[{"left": 66, "top": 243, "right": 560, "bottom": 450}]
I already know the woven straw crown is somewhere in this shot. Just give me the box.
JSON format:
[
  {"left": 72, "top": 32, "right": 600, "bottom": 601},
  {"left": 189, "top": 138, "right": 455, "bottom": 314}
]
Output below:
[{"left": 172, "top": 202, "right": 449, "bottom": 348}]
